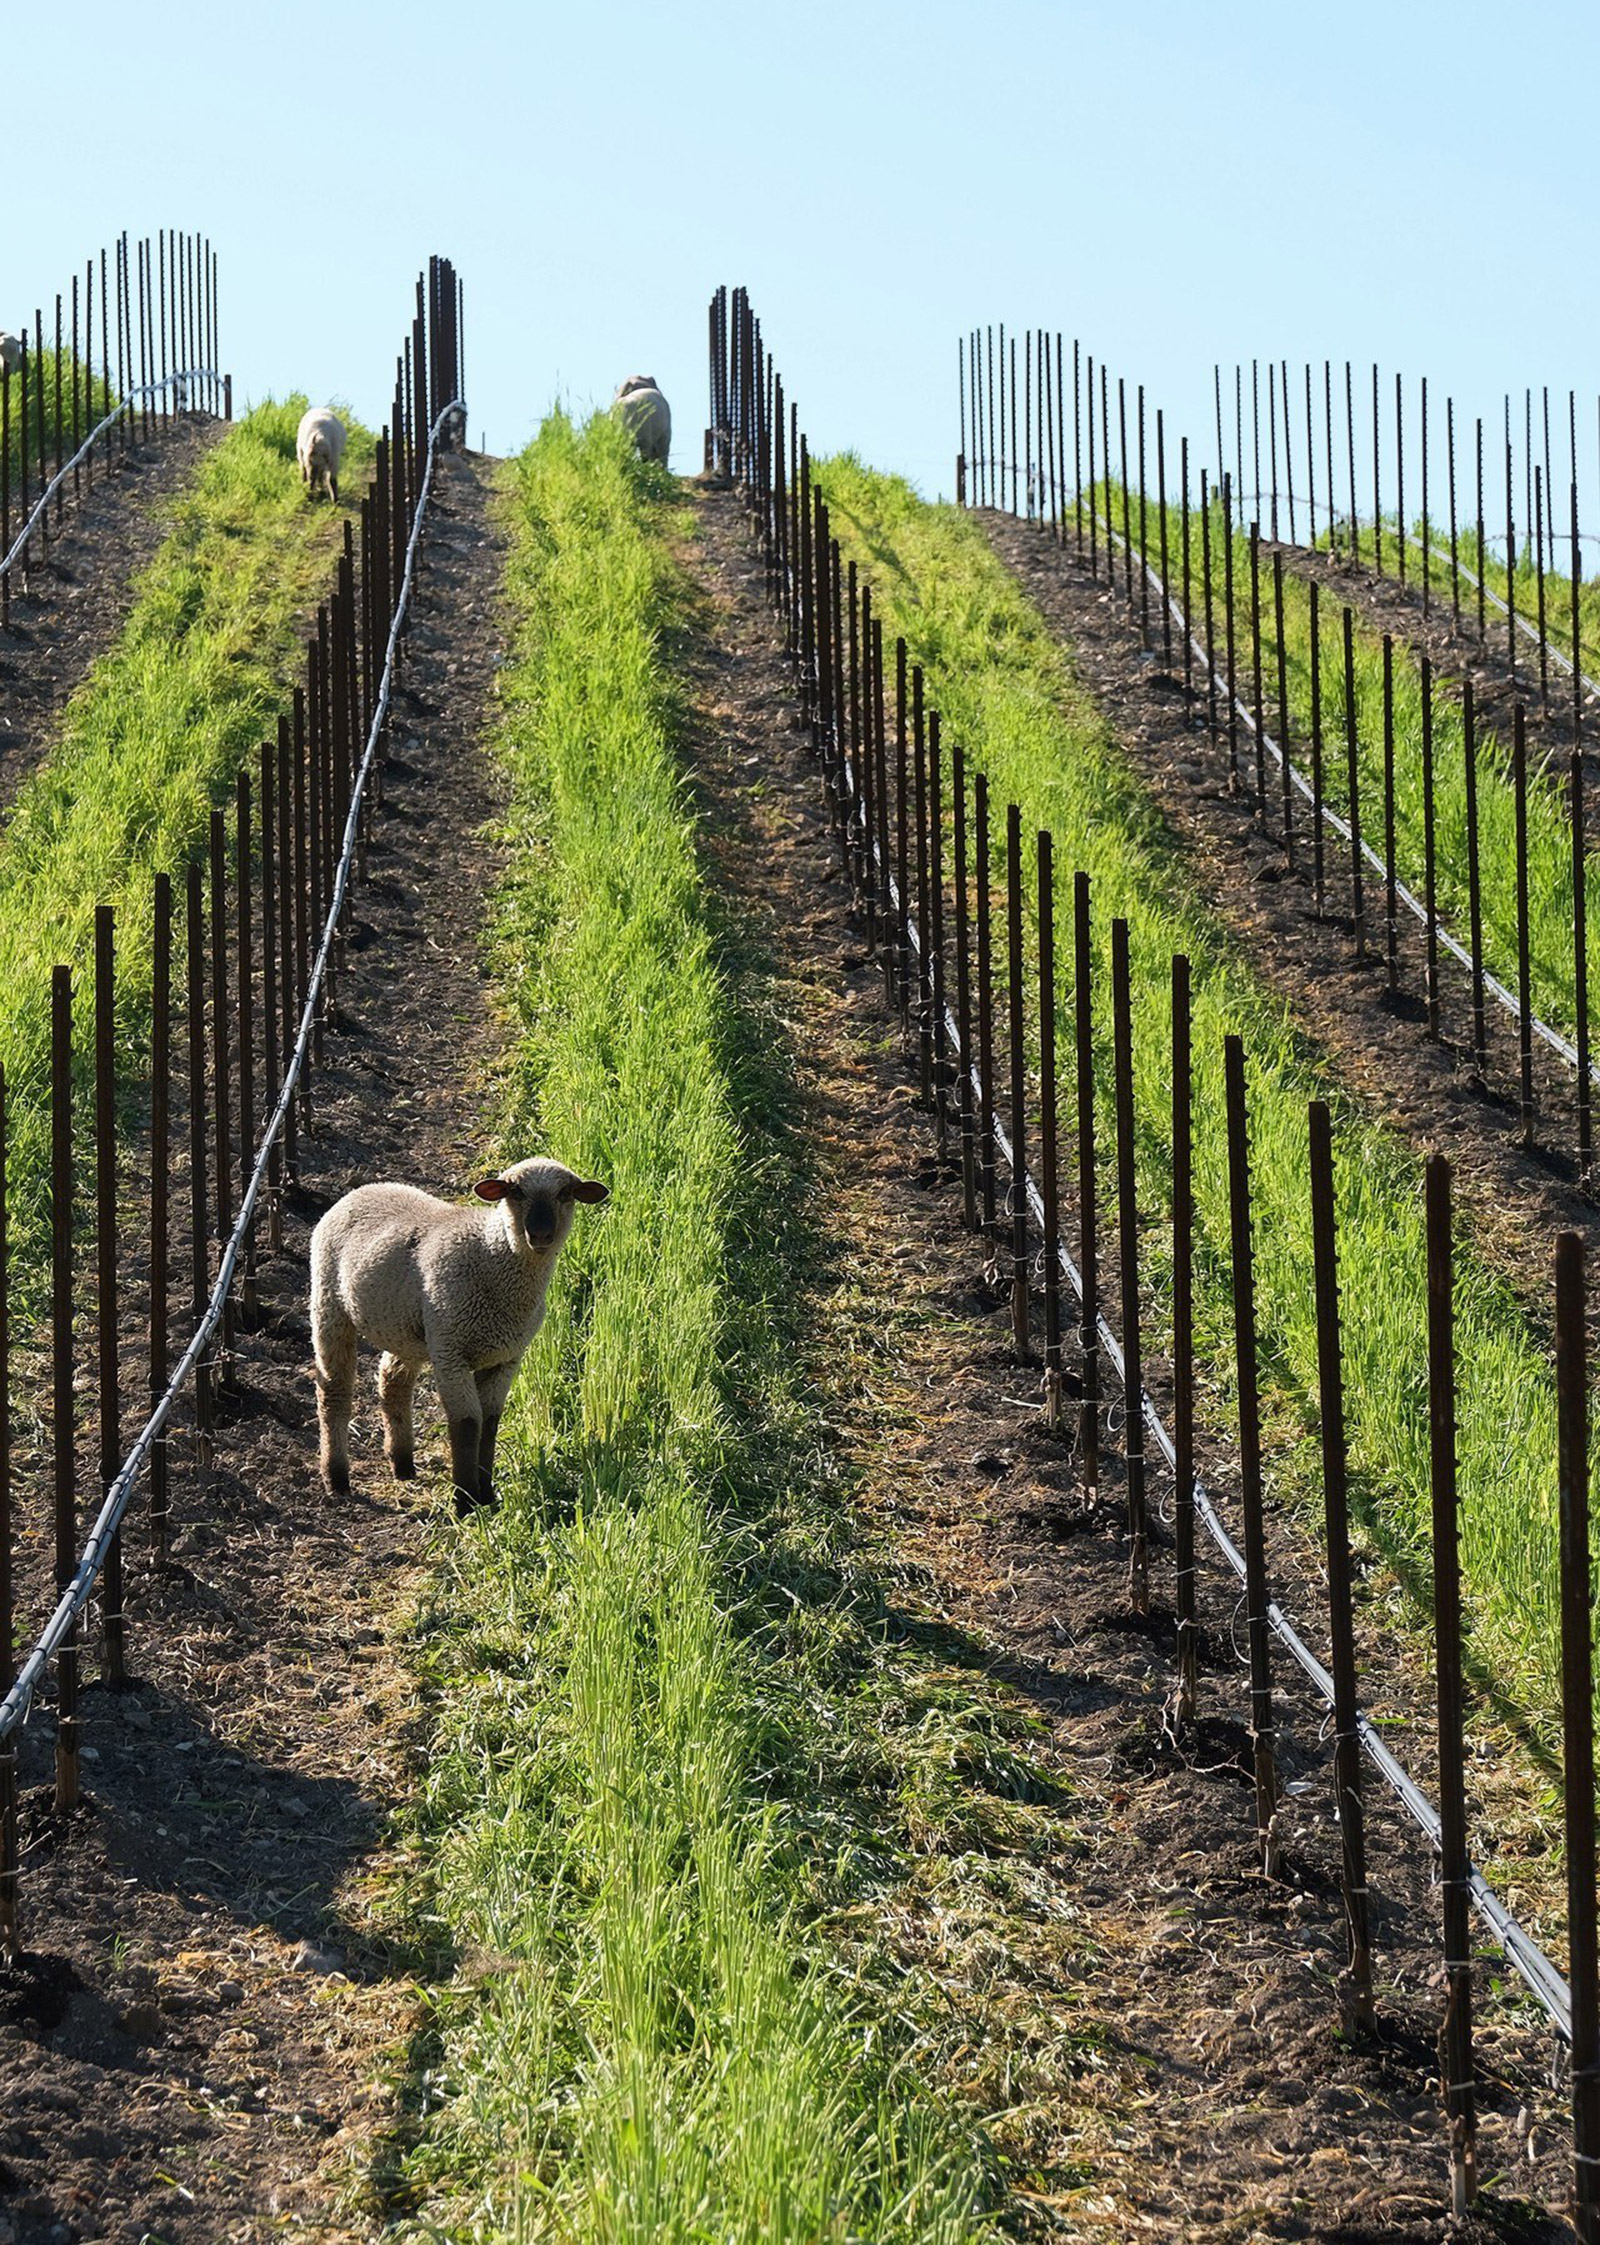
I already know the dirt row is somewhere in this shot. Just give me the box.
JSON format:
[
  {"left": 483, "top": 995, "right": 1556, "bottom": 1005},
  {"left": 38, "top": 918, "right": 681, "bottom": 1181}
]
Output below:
[
  {"left": 0, "top": 419, "right": 226, "bottom": 808},
  {"left": 0, "top": 449, "right": 508, "bottom": 2244},
  {"left": 687, "top": 484, "right": 1576, "bottom": 2242}
]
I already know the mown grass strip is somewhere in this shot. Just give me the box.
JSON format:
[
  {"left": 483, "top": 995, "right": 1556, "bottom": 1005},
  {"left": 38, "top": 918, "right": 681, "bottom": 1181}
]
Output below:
[
  {"left": 0, "top": 395, "right": 368, "bottom": 1290},
  {"left": 826, "top": 455, "right": 1573, "bottom": 1744},
  {"left": 398, "top": 412, "right": 997, "bottom": 2242}
]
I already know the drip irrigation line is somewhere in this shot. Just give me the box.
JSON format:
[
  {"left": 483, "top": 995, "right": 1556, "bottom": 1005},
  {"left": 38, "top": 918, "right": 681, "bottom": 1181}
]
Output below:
[
  {"left": 0, "top": 368, "right": 225, "bottom": 583},
  {"left": 800, "top": 547, "right": 1574, "bottom": 2045},
  {"left": 0, "top": 392, "right": 465, "bottom": 1749}
]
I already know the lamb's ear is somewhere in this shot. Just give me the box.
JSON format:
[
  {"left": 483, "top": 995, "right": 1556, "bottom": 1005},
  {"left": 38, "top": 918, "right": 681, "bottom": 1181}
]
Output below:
[
  {"left": 473, "top": 1177, "right": 510, "bottom": 1202},
  {"left": 571, "top": 1178, "right": 610, "bottom": 1204}
]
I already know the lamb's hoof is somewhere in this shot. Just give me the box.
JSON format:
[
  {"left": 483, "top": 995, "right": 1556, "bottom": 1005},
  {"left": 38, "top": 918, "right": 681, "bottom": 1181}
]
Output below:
[
  {"left": 325, "top": 1463, "right": 350, "bottom": 1497},
  {"left": 389, "top": 1453, "right": 416, "bottom": 1482},
  {"left": 453, "top": 1484, "right": 489, "bottom": 1519}
]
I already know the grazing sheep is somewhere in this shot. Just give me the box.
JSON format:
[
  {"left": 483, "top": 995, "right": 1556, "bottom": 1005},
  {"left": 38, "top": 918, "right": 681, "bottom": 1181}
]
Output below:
[
  {"left": 0, "top": 332, "right": 22, "bottom": 377},
  {"left": 613, "top": 374, "right": 671, "bottom": 466},
  {"left": 296, "top": 405, "right": 347, "bottom": 501},
  {"left": 310, "top": 1156, "right": 609, "bottom": 1514}
]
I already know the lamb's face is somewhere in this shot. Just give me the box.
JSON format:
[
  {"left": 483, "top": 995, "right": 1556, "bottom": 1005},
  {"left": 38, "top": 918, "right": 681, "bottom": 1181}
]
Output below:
[{"left": 474, "top": 1156, "right": 609, "bottom": 1257}]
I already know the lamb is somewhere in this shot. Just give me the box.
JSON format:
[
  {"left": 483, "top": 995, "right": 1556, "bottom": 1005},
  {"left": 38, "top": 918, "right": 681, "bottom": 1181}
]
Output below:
[
  {"left": 613, "top": 374, "right": 671, "bottom": 466},
  {"left": 296, "top": 405, "right": 347, "bottom": 501},
  {"left": 310, "top": 1156, "right": 608, "bottom": 1514},
  {"left": 0, "top": 332, "right": 22, "bottom": 377}
]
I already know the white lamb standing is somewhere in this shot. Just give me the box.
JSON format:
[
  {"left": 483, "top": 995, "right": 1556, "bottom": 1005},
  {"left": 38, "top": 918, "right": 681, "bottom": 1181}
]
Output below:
[
  {"left": 296, "top": 405, "right": 348, "bottom": 502},
  {"left": 613, "top": 374, "right": 671, "bottom": 466},
  {"left": 0, "top": 332, "right": 22, "bottom": 377},
  {"left": 310, "top": 1156, "right": 608, "bottom": 1514}
]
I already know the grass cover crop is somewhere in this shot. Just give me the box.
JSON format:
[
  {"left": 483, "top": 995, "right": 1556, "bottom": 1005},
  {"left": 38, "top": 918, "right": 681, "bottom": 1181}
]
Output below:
[
  {"left": 0, "top": 396, "right": 368, "bottom": 1293},
  {"left": 396, "top": 412, "right": 998, "bottom": 2242},
  {"left": 823, "top": 456, "right": 1577, "bottom": 1748},
  {"left": 1093, "top": 485, "right": 1599, "bottom": 1058}
]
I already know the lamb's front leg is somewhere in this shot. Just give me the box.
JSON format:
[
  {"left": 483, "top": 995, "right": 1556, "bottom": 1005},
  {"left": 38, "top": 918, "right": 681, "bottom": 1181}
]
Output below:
[
  {"left": 432, "top": 1355, "right": 485, "bottom": 1517},
  {"left": 475, "top": 1361, "right": 519, "bottom": 1511}
]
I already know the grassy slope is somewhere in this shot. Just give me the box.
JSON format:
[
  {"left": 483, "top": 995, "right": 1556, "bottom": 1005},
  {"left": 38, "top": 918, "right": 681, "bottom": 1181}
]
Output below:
[
  {"left": 1105, "top": 486, "right": 1598, "bottom": 1054},
  {"left": 396, "top": 413, "right": 998, "bottom": 2242},
  {"left": 0, "top": 395, "right": 368, "bottom": 1284},
  {"left": 823, "top": 455, "right": 1574, "bottom": 1743}
]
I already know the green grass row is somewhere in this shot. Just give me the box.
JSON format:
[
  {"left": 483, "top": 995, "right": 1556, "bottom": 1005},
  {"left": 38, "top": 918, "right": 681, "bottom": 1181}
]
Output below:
[
  {"left": 0, "top": 395, "right": 370, "bottom": 1296},
  {"left": 1088, "top": 481, "right": 1598, "bottom": 1067},
  {"left": 393, "top": 411, "right": 999, "bottom": 2241},
  {"left": 827, "top": 455, "right": 1574, "bottom": 1746}
]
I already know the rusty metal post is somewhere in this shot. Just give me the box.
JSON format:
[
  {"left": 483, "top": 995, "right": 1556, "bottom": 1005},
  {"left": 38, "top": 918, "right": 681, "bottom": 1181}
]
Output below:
[
  {"left": 1249, "top": 522, "right": 1265, "bottom": 815},
  {"left": 1574, "top": 747, "right": 1593, "bottom": 1183},
  {"left": 895, "top": 639, "right": 909, "bottom": 1024},
  {"left": 1181, "top": 438, "right": 1193, "bottom": 711},
  {"left": 913, "top": 670, "right": 932, "bottom": 1102},
  {"left": 1448, "top": 396, "right": 1460, "bottom": 624},
  {"left": 187, "top": 864, "right": 212, "bottom": 1469},
  {"left": 1463, "top": 680, "right": 1486, "bottom": 1074},
  {"left": 1426, "top": 1152, "right": 1478, "bottom": 2215},
  {"left": 953, "top": 745, "right": 977, "bottom": 1227},
  {"left": 1157, "top": 409, "right": 1172, "bottom": 667},
  {"left": 1172, "top": 957, "right": 1197, "bottom": 1725},
  {"left": 1223, "top": 474, "right": 1239, "bottom": 786},
  {"left": 1342, "top": 607, "right": 1366, "bottom": 959},
  {"left": 150, "top": 875, "right": 171, "bottom": 1562},
  {"left": 52, "top": 966, "right": 78, "bottom": 1812},
  {"left": 1111, "top": 919, "right": 1147, "bottom": 1610},
  {"left": 1201, "top": 471, "right": 1217, "bottom": 743},
  {"left": 1005, "top": 805, "right": 1029, "bottom": 1353},
  {"left": 95, "top": 907, "right": 123, "bottom": 1686},
  {"left": 1224, "top": 1034, "right": 1279, "bottom": 1877},
  {"left": 1310, "top": 583, "right": 1326, "bottom": 915},
  {"left": 1074, "top": 871, "right": 1100, "bottom": 1494},
  {"left": 261, "top": 740, "right": 281, "bottom": 1246},
  {"left": 1382, "top": 637, "right": 1398, "bottom": 993},
  {"left": 929, "top": 713, "right": 948, "bottom": 1153},
  {"left": 1422, "top": 658, "right": 1439, "bottom": 1038},
  {"left": 1038, "top": 833, "right": 1062, "bottom": 1425},
  {"left": 237, "top": 773, "right": 257, "bottom": 1322},
  {"left": 975, "top": 776, "right": 997, "bottom": 1239},
  {"left": 1557, "top": 1230, "right": 1600, "bottom": 2244},
  {"left": 1274, "top": 549, "right": 1292, "bottom": 861},
  {"left": 209, "top": 810, "right": 235, "bottom": 1378},
  {"left": 1513, "top": 705, "right": 1534, "bottom": 1147},
  {"left": 1308, "top": 1099, "right": 1374, "bottom": 2031}
]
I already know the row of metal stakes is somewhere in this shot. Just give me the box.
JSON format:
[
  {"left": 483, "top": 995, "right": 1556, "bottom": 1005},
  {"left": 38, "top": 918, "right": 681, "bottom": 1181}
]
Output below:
[
  {"left": 0, "top": 255, "right": 466, "bottom": 1963},
  {"left": 712, "top": 280, "right": 1600, "bottom": 2233}
]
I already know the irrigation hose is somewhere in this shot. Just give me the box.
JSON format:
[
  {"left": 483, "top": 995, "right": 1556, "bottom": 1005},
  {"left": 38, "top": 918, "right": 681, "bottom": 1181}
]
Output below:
[{"left": 0, "top": 393, "right": 466, "bottom": 1748}]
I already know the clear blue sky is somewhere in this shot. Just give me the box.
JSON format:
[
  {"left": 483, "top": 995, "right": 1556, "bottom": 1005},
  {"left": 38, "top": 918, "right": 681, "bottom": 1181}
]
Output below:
[{"left": 6, "top": 0, "right": 1598, "bottom": 509}]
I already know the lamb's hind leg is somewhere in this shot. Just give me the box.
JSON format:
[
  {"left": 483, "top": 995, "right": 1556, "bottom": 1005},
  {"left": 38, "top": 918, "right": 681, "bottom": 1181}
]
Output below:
[
  {"left": 312, "top": 1303, "right": 358, "bottom": 1497},
  {"left": 378, "top": 1353, "right": 419, "bottom": 1480}
]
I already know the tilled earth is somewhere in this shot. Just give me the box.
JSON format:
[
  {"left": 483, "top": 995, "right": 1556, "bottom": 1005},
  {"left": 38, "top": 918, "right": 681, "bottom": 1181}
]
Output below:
[
  {"left": 0, "top": 418, "right": 226, "bottom": 803},
  {"left": 685, "top": 484, "right": 1576, "bottom": 2241},
  {"left": 0, "top": 449, "right": 507, "bottom": 2243}
]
